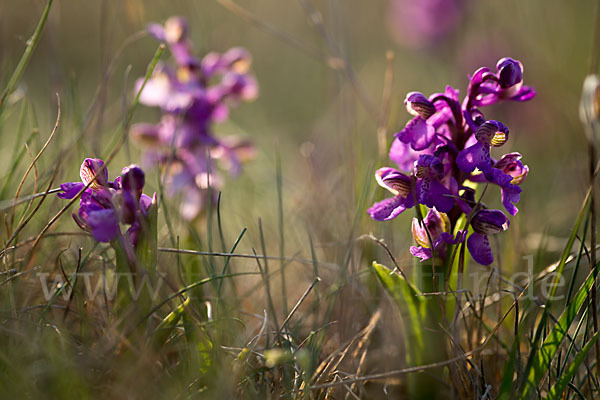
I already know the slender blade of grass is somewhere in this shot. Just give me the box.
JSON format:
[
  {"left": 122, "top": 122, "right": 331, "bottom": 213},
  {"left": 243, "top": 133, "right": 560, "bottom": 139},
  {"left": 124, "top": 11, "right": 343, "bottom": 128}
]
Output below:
[
  {"left": 517, "top": 265, "right": 598, "bottom": 399},
  {"left": 0, "top": 0, "right": 54, "bottom": 112},
  {"left": 545, "top": 329, "right": 600, "bottom": 400}
]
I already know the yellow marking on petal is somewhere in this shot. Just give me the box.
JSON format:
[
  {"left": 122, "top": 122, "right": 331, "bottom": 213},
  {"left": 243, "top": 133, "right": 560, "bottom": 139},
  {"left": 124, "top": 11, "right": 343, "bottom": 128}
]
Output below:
[
  {"left": 490, "top": 131, "right": 507, "bottom": 146},
  {"left": 177, "top": 67, "right": 193, "bottom": 83}
]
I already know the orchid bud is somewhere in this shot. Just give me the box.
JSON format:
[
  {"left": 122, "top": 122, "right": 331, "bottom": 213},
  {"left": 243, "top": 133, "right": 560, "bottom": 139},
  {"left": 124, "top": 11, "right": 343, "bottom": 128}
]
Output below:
[
  {"left": 496, "top": 58, "right": 523, "bottom": 89},
  {"left": 120, "top": 165, "right": 145, "bottom": 197},
  {"left": 164, "top": 16, "right": 188, "bottom": 44}
]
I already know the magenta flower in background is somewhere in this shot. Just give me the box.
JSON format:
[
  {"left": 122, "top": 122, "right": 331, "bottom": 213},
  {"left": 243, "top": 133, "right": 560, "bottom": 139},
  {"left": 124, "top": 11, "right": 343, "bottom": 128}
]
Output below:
[
  {"left": 57, "top": 158, "right": 156, "bottom": 246},
  {"left": 369, "top": 57, "right": 534, "bottom": 265},
  {"left": 387, "top": 0, "right": 465, "bottom": 49},
  {"left": 132, "top": 16, "right": 258, "bottom": 220}
]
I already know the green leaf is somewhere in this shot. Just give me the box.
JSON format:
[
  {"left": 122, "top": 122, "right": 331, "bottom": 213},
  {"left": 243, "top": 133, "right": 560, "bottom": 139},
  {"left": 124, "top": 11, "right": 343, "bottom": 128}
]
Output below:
[
  {"left": 152, "top": 297, "right": 190, "bottom": 349},
  {"left": 371, "top": 262, "right": 425, "bottom": 360}
]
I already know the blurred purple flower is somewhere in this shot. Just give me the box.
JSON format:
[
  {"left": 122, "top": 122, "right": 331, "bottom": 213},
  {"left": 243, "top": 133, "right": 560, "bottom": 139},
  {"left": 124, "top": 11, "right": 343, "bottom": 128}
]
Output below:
[
  {"left": 387, "top": 0, "right": 465, "bottom": 49},
  {"left": 132, "top": 16, "right": 258, "bottom": 220}
]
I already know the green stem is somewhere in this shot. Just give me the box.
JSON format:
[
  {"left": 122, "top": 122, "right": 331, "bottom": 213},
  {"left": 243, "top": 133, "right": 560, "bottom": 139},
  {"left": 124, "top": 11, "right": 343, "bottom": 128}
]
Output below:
[
  {"left": 409, "top": 261, "right": 448, "bottom": 400},
  {"left": 0, "top": 0, "right": 54, "bottom": 113}
]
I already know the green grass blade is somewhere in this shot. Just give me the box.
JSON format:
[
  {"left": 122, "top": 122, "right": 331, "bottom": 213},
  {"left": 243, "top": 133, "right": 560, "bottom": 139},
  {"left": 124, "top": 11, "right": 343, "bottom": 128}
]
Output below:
[
  {"left": 0, "top": 0, "right": 54, "bottom": 112},
  {"left": 509, "top": 189, "right": 592, "bottom": 399},
  {"left": 152, "top": 297, "right": 190, "bottom": 349},
  {"left": 518, "top": 266, "right": 598, "bottom": 399},
  {"left": 545, "top": 329, "right": 600, "bottom": 400}
]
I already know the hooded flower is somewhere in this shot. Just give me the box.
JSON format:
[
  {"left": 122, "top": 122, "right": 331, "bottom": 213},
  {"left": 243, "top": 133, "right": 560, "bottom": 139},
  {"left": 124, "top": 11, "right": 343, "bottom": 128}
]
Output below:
[
  {"left": 395, "top": 86, "right": 461, "bottom": 152},
  {"left": 465, "top": 58, "right": 536, "bottom": 108},
  {"left": 414, "top": 155, "right": 455, "bottom": 213},
  {"left": 467, "top": 209, "right": 509, "bottom": 265},
  {"left": 456, "top": 120, "right": 508, "bottom": 177},
  {"left": 57, "top": 159, "right": 156, "bottom": 246},
  {"left": 410, "top": 208, "right": 460, "bottom": 261},
  {"left": 465, "top": 151, "right": 528, "bottom": 215},
  {"left": 367, "top": 167, "right": 415, "bottom": 221}
]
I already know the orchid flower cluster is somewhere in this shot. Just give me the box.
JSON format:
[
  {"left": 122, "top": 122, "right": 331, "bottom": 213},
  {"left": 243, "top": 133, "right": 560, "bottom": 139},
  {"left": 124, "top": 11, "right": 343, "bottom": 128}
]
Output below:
[
  {"left": 368, "top": 57, "right": 534, "bottom": 265},
  {"left": 132, "top": 16, "right": 258, "bottom": 220},
  {"left": 58, "top": 158, "right": 156, "bottom": 248}
]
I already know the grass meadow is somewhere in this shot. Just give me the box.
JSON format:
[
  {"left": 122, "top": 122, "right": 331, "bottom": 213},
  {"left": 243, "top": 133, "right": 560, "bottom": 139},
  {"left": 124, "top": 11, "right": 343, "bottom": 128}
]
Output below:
[{"left": 1, "top": 1, "right": 600, "bottom": 398}]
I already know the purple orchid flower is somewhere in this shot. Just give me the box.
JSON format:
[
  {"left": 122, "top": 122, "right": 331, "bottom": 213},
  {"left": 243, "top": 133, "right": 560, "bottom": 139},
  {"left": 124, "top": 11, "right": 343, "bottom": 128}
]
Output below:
[
  {"left": 410, "top": 208, "right": 461, "bottom": 261},
  {"left": 467, "top": 209, "right": 509, "bottom": 265},
  {"left": 57, "top": 159, "right": 156, "bottom": 245},
  {"left": 465, "top": 57, "right": 536, "bottom": 108},
  {"left": 414, "top": 155, "right": 455, "bottom": 213},
  {"left": 396, "top": 86, "right": 461, "bottom": 152},
  {"left": 369, "top": 57, "right": 534, "bottom": 266},
  {"left": 468, "top": 152, "right": 529, "bottom": 215},
  {"left": 495, "top": 152, "right": 529, "bottom": 215},
  {"left": 456, "top": 120, "right": 509, "bottom": 177},
  {"left": 367, "top": 167, "right": 415, "bottom": 221}
]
